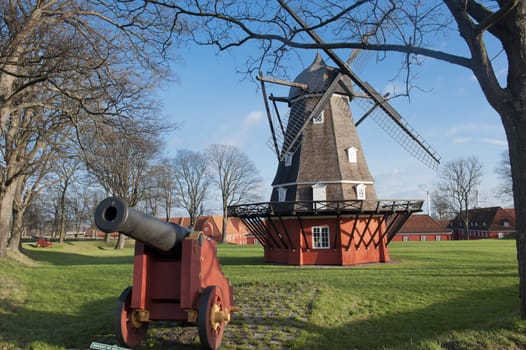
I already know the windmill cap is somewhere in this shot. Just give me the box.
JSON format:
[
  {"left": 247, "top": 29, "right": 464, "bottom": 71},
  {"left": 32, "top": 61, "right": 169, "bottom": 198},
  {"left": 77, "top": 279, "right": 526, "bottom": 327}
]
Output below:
[{"left": 288, "top": 53, "right": 339, "bottom": 101}]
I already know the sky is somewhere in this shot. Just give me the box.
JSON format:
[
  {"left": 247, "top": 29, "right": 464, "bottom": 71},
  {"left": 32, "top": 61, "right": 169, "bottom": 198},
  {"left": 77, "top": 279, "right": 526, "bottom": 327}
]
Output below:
[{"left": 158, "top": 39, "right": 510, "bottom": 215}]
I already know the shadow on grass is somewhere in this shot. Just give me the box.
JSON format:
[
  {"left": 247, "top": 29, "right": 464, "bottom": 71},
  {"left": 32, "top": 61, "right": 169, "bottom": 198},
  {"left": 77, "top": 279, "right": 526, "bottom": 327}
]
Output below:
[
  {"left": 22, "top": 248, "right": 134, "bottom": 266},
  {"left": 1, "top": 285, "right": 524, "bottom": 349},
  {"left": 0, "top": 295, "right": 205, "bottom": 349},
  {"left": 0, "top": 296, "right": 117, "bottom": 349},
  {"left": 296, "top": 285, "right": 524, "bottom": 349},
  {"left": 217, "top": 255, "right": 265, "bottom": 266}
]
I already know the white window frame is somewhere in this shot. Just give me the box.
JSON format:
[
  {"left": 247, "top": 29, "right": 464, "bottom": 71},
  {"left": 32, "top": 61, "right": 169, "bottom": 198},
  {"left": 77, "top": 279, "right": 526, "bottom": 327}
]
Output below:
[
  {"left": 278, "top": 187, "right": 287, "bottom": 202},
  {"left": 312, "top": 226, "right": 330, "bottom": 249},
  {"left": 356, "top": 183, "right": 366, "bottom": 200},
  {"left": 284, "top": 152, "right": 293, "bottom": 167},
  {"left": 312, "top": 183, "right": 327, "bottom": 209},
  {"left": 436, "top": 235, "right": 442, "bottom": 241},
  {"left": 420, "top": 235, "right": 427, "bottom": 241},
  {"left": 312, "top": 110, "right": 324, "bottom": 124},
  {"left": 403, "top": 236, "right": 409, "bottom": 242},
  {"left": 346, "top": 147, "right": 358, "bottom": 163}
]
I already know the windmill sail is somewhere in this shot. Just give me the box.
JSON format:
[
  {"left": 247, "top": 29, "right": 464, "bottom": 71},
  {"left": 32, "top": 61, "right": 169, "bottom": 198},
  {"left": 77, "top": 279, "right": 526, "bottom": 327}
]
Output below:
[
  {"left": 278, "top": 0, "right": 441, "bottom": 171},
  {"left": 351, "top": 81, "right": 441, "bottom": 170}
]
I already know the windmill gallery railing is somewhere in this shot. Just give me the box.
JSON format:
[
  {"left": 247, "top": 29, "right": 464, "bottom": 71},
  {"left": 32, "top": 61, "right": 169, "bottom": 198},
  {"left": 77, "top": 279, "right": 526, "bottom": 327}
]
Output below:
[
  {"left": 228, "top": 199, "right": 423, "bottom": 217},
  {"left": 228, "top": 199, "right": 423, "bottom": 250}
]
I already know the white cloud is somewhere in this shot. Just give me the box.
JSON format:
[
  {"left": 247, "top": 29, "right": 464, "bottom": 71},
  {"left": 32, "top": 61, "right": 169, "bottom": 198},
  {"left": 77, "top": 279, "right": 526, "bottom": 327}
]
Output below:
[
  {"left": 452, "top": 137, "right": 507, "bottom": 146},
  {"left": 217, "top": 110, "right": 266, "bottom": 148},
  {"left": 447, "top": 123, "right": 503, "bottom": 136},
  {"left": 243, "top": 110, "right": 264, "bottom": 127}
]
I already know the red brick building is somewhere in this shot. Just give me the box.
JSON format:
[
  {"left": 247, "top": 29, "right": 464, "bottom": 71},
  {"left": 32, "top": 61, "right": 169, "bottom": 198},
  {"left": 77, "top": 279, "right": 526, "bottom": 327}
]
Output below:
[
  {"left": 449, "top": 207, "right": 516, "bottom": 240},
  {"left": 169, "top": 216, "right": 252, "bottom": 244},
  {"left": 391, "top": 214, "right": 452, "bottom": 242}
]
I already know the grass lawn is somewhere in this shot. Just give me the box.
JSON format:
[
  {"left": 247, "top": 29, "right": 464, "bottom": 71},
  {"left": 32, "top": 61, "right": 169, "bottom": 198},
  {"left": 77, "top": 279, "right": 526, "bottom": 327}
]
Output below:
[{"left": 1, "top": 239, "right": 525, "bottom": 349}]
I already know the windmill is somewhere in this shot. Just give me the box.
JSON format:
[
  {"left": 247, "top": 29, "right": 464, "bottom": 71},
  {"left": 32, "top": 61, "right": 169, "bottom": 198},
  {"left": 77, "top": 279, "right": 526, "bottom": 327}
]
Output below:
[{"left": 227, "top": 2, "right": 441, "bottom": 266}]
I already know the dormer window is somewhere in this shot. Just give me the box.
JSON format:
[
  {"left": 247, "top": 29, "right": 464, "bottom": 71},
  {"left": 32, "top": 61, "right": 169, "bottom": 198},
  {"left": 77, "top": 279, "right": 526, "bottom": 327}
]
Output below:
[
  {"left": 312, "top": 111, "right": 324, "bottom": 124},
  {"left": 284, "top": 152, "right": 293, "bottom": 167},
  {"left": 278, "top": 187, "right": 287, "bottom": 202},
  {"left": 356, "top": 183, "right": 366, "bottom": 200},
  {"left": 503, "top": 219, "right": 510, "bottom": 227},
  {"left": 312, "top": 183, "right": 327, "bottom": 210},
  {"left": 312, "top": 183, "right": 327, "bottom": 201},
  {"left": 346, "top": 147, "right": 358, "bottom": 163}
]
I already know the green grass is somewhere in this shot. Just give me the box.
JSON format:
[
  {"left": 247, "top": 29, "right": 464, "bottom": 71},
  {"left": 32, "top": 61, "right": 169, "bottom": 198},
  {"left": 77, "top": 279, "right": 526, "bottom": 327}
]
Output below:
[{"left": 1, "top": 239, "right": 525, "bottom": 349}]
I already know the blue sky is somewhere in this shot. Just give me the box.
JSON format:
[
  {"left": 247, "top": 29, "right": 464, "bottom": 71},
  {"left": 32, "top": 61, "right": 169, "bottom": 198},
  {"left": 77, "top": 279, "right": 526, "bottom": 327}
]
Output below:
[{"left": 159, "top": 40, "right": 510, "bottom": 214}]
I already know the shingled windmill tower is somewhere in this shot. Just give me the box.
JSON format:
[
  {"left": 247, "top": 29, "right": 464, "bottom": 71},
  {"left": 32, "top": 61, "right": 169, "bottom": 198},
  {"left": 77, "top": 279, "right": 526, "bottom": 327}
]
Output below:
[
  {"left": 269, "top": 53, "right": 377, "bottom": 206},
  {"left": 228, "top": 2, "right": 440, "bottom": 266}
]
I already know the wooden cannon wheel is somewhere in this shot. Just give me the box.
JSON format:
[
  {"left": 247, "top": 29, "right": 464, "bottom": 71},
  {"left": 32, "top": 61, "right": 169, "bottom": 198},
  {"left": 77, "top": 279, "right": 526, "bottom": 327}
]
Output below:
[
  {"left": 198, "top": 286, "right": 230, "bottom": 350},
  {"left": 115, "top": 286, "right": 149, "bottom": 348}
]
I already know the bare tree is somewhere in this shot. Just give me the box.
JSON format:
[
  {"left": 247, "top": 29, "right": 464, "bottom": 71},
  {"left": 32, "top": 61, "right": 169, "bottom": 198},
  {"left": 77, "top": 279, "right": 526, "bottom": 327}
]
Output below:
[
  {"left": 68, "top": 184, "right": 93, "bottom": 239},
  {"left": 207, "top": 144, "right": 263, "bottom": 242},
  {"left": 141, "top": 161, "right": 176, "bottom": 219},
  {"left": 54, "top": 157, "right": 83, "bottom": 243},
  {"left": 157, "top": 161, "right": 177, "bottom": 221},
  {"left": 496, "top": 151, "right": 513, "bottom": 203},
  {"left": 434, "top": 157, "right": 484, "bottom": 240},
  {"left": 0, "top": 0, "right": 181, "bottom": 256},
  {"left": 431, "top": 192, "right": 455, "bottom": 221},
  {"left": 82, "top": 124, "right": 162, "bottom": 248},
  {"left": 171, "top": 150, "right": 210, "bottom": 230}
]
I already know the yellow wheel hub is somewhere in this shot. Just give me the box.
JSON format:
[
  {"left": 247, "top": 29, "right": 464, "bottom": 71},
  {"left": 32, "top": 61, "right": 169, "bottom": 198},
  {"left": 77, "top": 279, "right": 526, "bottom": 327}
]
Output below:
[{"left": 210, "top": 304, "right": 230, "bottom": 331}]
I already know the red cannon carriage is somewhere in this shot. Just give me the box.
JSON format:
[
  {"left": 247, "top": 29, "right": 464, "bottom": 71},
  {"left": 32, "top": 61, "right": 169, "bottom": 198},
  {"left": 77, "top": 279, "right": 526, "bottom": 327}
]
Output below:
[{"left": 94, "top": 197, "right": 236, "bottom": 349}]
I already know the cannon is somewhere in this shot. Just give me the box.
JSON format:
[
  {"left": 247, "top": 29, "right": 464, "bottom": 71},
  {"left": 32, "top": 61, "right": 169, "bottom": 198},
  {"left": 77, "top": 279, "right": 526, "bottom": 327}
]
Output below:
[{"left": 94, "top": 197, "right": 236, "bottom": 349}]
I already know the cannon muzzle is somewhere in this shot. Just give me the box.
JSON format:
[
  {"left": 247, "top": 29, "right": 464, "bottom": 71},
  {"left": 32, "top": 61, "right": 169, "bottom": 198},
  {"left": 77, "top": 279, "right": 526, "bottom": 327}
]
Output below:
[{"left": 94, "top": 196, "right": 190, "bottom": 253}]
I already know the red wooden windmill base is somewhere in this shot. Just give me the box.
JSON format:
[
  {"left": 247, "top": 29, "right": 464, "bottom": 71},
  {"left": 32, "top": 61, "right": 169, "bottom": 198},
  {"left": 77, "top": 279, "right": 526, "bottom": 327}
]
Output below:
[{"left": 228, "top": 199, "right": 423, "bottom": 266}]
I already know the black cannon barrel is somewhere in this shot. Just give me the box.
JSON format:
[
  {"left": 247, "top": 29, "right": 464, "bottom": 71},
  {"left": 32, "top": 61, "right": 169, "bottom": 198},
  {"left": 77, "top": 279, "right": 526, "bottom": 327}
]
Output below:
[{"left": 94, "top": 196, "right": 190, "bottom": 253}]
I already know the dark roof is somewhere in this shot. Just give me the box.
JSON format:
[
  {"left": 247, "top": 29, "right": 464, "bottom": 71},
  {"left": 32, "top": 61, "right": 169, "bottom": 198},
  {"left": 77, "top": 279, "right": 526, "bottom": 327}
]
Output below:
[
  {"left": 288, "top": 53, "right": 338, "bottom": 101},
  {"left": 398, "top": 214, "right": 452, "bottom": 234},
  {"left": 450, "top": 207, "right": 516, "bottom": 231}
]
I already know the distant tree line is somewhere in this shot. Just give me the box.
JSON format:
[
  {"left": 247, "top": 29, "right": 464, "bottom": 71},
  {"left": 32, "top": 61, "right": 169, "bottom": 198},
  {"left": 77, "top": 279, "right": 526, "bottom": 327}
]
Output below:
[{"left": 14, "top": 142, "right": 262, "bottom": 246}]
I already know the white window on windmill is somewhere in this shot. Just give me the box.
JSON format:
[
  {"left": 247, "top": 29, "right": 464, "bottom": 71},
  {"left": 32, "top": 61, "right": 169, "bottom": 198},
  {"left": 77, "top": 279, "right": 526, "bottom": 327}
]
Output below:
[
  {"left": 346, "top": 146, "right": 358, "bottom": 163},
  {"left": 355, "top": 183, "right": 366, "bottom": 200},
  {"left": 312, "top": 183, "right": 327, "bottom": 210},
  {"left": 278, "top": 187, "right": 287, "bottom": 202},
  {"left": 284, "top": 152, "right": 293, "bottom": 167},
  {"left": 312, "top": 226, "right": 330, "bottom": 249},
  {"left": 312, "top": 110, "right": 324, "bottom": 124}
]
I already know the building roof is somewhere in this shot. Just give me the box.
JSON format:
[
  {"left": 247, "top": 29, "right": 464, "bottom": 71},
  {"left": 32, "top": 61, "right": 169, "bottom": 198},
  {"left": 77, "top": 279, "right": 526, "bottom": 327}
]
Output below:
[
  {"left": 398, "top": 214, "right": 452, "bottom": 234},
  {"left": 169, "top": 215, "right": 249, "bottom": 236},
  {"left": 288, "top": 53, "right": 355, "bottom": 101},
  {"left": 450, "top": 207, "right": 516, "bottom": 232}
]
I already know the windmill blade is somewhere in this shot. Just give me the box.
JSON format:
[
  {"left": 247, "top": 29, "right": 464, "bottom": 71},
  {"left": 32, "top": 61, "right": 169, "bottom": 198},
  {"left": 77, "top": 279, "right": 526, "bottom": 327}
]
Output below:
[
  {"left": 279, "top": 0, "right": 441, "bottom": 170},
  {"left": 258, "top": 73, "right": 281, "bottom": 158},
  {"left": 351, "top": 89, "right": 441, "bottom": 170},
  {"left": 259, "top": 66, "right": 350, "bottom": 161},
  {"left": 280, "top": 74, "right": 345, "bottom": 159},
  {"left": 353, "top": 81, "right": 441, "bottom": 170}
]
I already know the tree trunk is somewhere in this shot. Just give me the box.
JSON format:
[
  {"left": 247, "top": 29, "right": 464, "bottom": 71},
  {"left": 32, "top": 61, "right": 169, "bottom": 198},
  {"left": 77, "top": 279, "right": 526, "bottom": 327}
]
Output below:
[
  {"left": 505, "top": 111, "right": 526, "bottom": 317},
  {"left": 115, "top": 233, "right": 126, "bottom": 249},
  {"left": 8, "top": 208, "right": 24, "bottom": 252},
  {"left": 221, "top": 204, "right": 228, "bottom": 243},
  {"left": 0, "top": 185, "right": 17, "bottom": 257}
]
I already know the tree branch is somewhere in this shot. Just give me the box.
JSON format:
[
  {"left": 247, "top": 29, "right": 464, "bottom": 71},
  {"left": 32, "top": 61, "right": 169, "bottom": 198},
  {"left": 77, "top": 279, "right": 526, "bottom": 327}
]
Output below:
[{"left": 467, "top": 0, "right": 520, "bottom": 38}]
